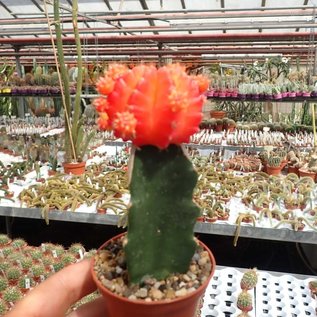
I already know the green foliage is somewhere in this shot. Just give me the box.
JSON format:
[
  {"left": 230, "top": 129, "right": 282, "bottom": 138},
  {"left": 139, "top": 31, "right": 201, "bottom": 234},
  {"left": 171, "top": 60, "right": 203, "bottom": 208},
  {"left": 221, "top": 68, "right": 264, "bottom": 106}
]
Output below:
[{"left": 125, "top": 145, "right": 199, "bottom": 283}]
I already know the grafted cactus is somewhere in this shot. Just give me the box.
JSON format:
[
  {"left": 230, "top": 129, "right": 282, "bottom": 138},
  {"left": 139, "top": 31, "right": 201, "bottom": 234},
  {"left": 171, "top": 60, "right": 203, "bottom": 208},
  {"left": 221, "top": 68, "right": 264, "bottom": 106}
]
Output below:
[
  {"left": 125, "top": 145, "right": 199, "bottom": 282},
  {"left": 94, "top": 63, "right": 209, "bottom": 285}
]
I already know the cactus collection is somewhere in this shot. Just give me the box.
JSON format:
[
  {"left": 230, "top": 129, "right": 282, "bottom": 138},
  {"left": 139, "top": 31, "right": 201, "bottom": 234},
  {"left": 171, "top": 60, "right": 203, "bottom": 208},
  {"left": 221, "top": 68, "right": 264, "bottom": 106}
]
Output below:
[{"left": 0, "top": 234, "right": 103, "bottom": 313}]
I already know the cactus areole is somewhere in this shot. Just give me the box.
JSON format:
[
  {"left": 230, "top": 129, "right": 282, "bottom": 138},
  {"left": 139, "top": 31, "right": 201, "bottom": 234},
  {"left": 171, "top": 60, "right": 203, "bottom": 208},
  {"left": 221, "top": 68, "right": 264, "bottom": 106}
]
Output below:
[{"left": 95, "top": 64, "right": 209, "bottom": 283}]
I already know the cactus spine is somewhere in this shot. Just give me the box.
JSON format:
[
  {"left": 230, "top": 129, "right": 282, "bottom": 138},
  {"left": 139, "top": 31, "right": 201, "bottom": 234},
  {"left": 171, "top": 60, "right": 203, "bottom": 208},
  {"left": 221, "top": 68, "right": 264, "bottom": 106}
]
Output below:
[{"left": 124, "top": 145, "right": 200, "bottom": 283}]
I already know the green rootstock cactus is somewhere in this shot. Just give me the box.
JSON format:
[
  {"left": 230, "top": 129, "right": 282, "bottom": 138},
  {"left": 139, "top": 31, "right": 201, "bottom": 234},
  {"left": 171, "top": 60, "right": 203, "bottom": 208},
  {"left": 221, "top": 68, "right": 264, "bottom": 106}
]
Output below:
[{"left": 124, "top": 145, "right": 199, "bottom": 283}]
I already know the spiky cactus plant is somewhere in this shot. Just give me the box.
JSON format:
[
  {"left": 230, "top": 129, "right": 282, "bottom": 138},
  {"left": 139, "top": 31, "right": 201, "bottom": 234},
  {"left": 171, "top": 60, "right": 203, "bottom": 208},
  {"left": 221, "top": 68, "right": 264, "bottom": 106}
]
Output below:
[
  {"left": 0, "top": 234, "right": 11, "bottom": 246},
  {"left": 52, "top": 0, "right": 95, "bottom": 165},
  {"left": 6, "top": 266, "right": 22, "bottom": 282},
  {"left": 61, "top": 253, "right": 77, "bottom": 266},
  {"left": 69, "top": 243, "right": 85, "bottom": 259},
  {"left": 237, "top": 290, "right": 253, "bottom": 312},
  {"left": 19, "top": 256, "right": 33, "bottom": 272},
  {"left": 18, "top": 275, "right": 35, "bottom": 291},
  {"left": 268, "top": 155, "right": 281, "bottom": 167},
  {"left": 94, "top": 64, "right": 209, "bottom": 283},
  {"left": 0, "top": 298, "right": 8, "bottom": 315},
  {"left": 240, "top": 268, "right": 258, "bottom": 290},
  {"left": 1, "top": 246, "right": 13, "bottom": 258},
  {"left": 0, "top": 276, "right": 8, "bottom": 291},
  {"left": 11, "top": 238, "right": 27, "bottom": 249},
  {"left": 2, "top": 286, "right": 23, "bottom": 304},
  {"left": 31, "top": 264, "right": 46, "bottom": 280},
  {"left": 29, "top": 249, "right": 43, "bottom": 262},
  {"left": 0, "top": 261, "right": 10, "bottom": 274}
]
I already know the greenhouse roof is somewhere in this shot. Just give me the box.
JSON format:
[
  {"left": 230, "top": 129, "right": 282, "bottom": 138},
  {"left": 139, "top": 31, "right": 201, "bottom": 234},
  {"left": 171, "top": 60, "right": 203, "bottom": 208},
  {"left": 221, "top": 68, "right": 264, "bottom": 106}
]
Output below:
[{"left": 0, "top": 0, "right": 316, "bottom": 65}]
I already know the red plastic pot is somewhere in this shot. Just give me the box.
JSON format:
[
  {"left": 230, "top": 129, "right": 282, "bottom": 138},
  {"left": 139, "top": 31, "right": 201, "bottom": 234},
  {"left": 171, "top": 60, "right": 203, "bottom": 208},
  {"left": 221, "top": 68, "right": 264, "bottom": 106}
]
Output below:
[
  {"left": 298, "top": 169, "right": 316, "bottom": 181},
  {"left": 266, "top": 165, "right": 282, "bottom": 176},
  {"left": 91, "top": 233, "right": 216, "bottom": 317},
  {"left": 210, "top": 110, "right": 226, "bottom": 119},
  {"left": 63, "top": 161, "right": 86, "bottom": 175}
]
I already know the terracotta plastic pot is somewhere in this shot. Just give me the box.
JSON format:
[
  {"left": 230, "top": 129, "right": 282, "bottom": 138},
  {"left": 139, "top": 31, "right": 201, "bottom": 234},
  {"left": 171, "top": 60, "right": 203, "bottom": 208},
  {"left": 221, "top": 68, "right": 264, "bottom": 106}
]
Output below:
[
  {"left": 210, "top": 110, "right": 226, "bottom": 119},
  {"left": 266, "top": 165, "right": 282, "bottom": 176},
  {"left": 288, "top": 165, "right": 299, "bottom": 175},
  {"left": 298, "top": 169, "right": 316, "bottom": 181},
  {"left": 91, "top": 233, "right": 216, "bottom": 317},
  {"left": 63, "top": 161, "right": 86, "bottom": 175}
]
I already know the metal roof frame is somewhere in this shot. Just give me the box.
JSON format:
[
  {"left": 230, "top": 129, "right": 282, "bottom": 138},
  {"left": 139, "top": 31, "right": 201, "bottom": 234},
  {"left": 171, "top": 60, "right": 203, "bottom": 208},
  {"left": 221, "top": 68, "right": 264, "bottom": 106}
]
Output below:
[{"left": 0, "top": 0, "right": 315, "bottom": 66}]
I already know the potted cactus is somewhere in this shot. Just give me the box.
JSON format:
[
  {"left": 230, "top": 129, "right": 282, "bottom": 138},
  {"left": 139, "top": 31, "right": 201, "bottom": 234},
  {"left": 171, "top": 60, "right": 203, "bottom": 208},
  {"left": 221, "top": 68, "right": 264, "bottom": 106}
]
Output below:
[
  {"left": 92, "top": 63, "right": 216, "bottom": 317},
  {"left": 51, "top": 0, "right": 94, "bottom": 174},
  {"left": 266, "top": 155, "right": 282, "bottom": 176}
]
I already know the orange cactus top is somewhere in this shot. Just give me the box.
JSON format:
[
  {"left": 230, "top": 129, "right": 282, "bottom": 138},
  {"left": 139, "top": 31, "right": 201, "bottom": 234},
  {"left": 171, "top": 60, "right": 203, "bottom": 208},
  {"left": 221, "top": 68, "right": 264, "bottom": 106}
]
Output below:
[{"left": 94, "top": 63, "right": 209, "bottom": 149}]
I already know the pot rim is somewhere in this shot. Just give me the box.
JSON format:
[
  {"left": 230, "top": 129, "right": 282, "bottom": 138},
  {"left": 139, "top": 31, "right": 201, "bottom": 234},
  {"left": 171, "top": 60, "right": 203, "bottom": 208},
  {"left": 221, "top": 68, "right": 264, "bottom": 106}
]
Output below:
[{"left": 91, "top": 232, "right": 216, "bottom": 306}]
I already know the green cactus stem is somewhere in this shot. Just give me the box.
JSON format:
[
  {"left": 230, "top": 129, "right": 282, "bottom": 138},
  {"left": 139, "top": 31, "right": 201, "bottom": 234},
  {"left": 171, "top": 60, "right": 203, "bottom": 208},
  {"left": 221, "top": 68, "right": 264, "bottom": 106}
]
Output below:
[
  {"left": 268, "top": 155, "right": 281, "bottom": 167},
  {"left": 124, "top": 145, "right": 200, "bottom": 283}
]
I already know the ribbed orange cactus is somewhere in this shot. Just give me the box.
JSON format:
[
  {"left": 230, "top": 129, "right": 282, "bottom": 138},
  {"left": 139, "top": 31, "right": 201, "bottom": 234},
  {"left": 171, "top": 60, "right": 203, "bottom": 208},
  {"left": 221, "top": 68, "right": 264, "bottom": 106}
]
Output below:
[{"left": 94, "top": 64, "right": 208, "bottom": 149}]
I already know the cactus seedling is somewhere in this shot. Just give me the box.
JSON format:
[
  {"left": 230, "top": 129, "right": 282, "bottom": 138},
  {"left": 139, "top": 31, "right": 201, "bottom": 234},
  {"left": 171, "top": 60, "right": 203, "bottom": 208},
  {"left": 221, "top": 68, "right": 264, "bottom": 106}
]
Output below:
[
  {"left": 0, "top": 275, "right": 8, "bottom": 291},
  {"left": 6, "top": 266, "right": 22, "bottom": 282},
  {"left": 1, "top": 246, "right": 14, "bottom": 258},
  {"left": 237, "top": 290, "right": 253, "bottom": 312},
  {"left": 29, "top": 249, "right": 43, "bottom": 262},
  {"left": 0, "top": 234, "right": 11, "bottom": 246},
  {"left": 2, "top": 286, "right": 23, "bottom": 304},
  {"left": 61, "top": 253, "right": 77, "bottom": 266},
  {"left": 69, "top": 243, "right": 85, "bottom": 258},
  {"left": 51, "top": 260, "right": 64, "bottom": 273},
  {"left": 19, "top": 257, "right": 33, "bottom": 272},
  {"left": 268, "top": 155, "right": 281, "bottom": 167},
  {"left": 0, "top": 261, "right": 10, "bottom": 274},
  {"left": 18, "top": 275, "right": 35, "bottom": 291},
  {"left": 31, "top": 264, "right": 46, "bottom": 278},
  {"left": 11, "top": 238, "right": 27, "bottom": 249},
  {"left": 50, "top": 244, "right": 65, "bottom": 258},
  {"left": 0, "top": 298, "right": 8, "bottom": 315},
  {"left": 240, "top": 268, "right": 258, "bottom": 290},
  {"left": 41, "top": 254, "right": 55, "bottom": 267}
]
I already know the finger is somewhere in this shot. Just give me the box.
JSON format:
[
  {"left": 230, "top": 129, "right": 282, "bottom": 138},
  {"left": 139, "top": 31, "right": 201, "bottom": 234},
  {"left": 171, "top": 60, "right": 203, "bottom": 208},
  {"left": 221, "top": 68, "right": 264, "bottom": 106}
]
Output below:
[
  {"left": 7, "top": 259, "right": 97, "bottom": 317},
  {"left": 67, "top": 297, "right": 108, "bottom": 317}
]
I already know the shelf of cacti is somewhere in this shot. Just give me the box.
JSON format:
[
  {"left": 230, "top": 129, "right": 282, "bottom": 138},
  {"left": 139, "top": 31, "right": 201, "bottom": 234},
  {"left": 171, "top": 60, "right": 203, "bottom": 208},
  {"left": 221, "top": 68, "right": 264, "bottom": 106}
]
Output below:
[
  {"left": 0, "top": 233, "right": 100, "bottom": 315},
  {"left": 192, "top": 122, "right": 315, "bottom": 149},
  {"left": 3, "top": 146, "right": 317, "bottom": 245},
  {"left": 199, "top": 266, "right": 317, "bottom": 317}
]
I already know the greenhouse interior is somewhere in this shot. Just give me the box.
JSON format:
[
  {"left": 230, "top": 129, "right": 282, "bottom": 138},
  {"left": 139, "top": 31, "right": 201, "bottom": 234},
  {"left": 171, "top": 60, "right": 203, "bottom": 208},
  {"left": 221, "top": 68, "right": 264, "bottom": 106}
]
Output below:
[{"left": 1, "top": 0, "right": 317, "bottom": 316}]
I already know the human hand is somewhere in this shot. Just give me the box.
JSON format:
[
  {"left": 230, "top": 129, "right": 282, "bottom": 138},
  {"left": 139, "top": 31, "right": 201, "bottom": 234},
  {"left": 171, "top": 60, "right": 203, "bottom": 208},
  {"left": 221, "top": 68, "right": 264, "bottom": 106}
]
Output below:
[{"left": 5, "top": 259, "right": 107, "bottom": 317}]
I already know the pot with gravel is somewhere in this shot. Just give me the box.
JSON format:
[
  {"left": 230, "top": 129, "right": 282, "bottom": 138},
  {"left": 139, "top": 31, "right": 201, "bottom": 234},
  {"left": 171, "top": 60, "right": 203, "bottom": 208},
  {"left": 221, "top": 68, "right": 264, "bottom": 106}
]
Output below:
[{"left": 92, "top": 63, "right": 216, "bottom": 317}]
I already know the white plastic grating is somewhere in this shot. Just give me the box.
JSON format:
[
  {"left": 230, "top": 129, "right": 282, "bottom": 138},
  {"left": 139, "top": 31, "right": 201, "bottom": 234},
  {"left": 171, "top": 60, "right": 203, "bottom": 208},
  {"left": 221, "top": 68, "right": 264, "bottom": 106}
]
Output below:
[{"left": 200, "top": 267, "right": 317, "bottom": 317}]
